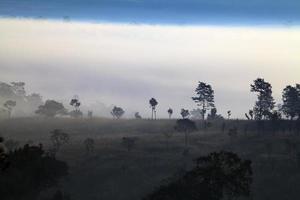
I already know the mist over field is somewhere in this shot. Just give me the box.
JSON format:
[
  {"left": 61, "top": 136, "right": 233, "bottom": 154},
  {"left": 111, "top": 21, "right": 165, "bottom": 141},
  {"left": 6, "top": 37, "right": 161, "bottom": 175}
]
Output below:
[
  {"left": 1, "top": 1, "right": 300, "bottom": 200},
  {"left": 1, "top": 18, "right": 299, "bottom": 118}
]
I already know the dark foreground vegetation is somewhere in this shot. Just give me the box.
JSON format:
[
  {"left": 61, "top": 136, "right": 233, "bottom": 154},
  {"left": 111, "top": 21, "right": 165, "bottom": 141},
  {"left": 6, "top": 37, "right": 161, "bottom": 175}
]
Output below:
[{"left": 1, "top": 117, "right": 300, "bottom": 200}]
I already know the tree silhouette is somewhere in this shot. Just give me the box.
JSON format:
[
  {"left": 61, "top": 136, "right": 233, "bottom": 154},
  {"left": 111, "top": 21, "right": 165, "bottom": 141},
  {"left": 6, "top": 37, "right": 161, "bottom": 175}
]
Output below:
[
  {"left": 250, "top": 78, "right": 275, "bottom": 120},
  {"left": 192, "top": 82, "right": 215, "bottom": 120},
  {"left": 4, "top": 139, "right": 19, "bottom": 152},
  {"left": 143, "top": 151, "right": 252, "bottom": 200},
  {"left": 50, "top": 129, "right": 70, "bottom": 155},
  {"left": 174, "top": 119, "right": 197, "bottom": 148},
  {"left": 0, "top": 143, "right": 68, "bottom": 200},
  {"left": 69, "top": 96, "right": 82, "bottom": 118},
  {"left": 149, "top": 98, "right": 158, "bottom": 120},
  {"left": 3, "top": 100, "right": 16, "bottom": 118},
  {"left": 167, "top": 108, "right": 173, "bottom": 119},
  {"left": 122, "top": 137, "right": 138, "bottom": 152},
  {"left": 227, "top": 110, "right": 231, "bottom": 119},
  {"left": 282, "top": 85, "right": 300, "bottom": 120},
  {"left": 180, "top": 109, "right": 190, "bottom": 119},
  {"left": 111, "top": 106, "right": 125, "bottom": 119},
  {"left": 249, "top": 110, "right": 254, "bottom": 119},
  {"left": 35, "top": 100, "right": 67, "bottom": 117},
  {"left": 134, "top": 112, "right": 142, "bottom": 119}
]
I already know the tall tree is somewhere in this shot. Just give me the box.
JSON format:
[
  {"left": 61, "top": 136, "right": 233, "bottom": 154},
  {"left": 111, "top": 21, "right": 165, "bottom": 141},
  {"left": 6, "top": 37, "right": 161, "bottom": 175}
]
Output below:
[
  {"left": 192, "top": 82, "right": 215, "bottom": 120},
  {"left": 250, "top": 78, "right": 275, "bottom": 120},
  {"left": 282, "top": 85, "right": 300, "bottom": 120},
  {"left": 149, "top": 98, "right": 158, "bottom": 120},
  {"left": 167, "top": 108, "right": 173, "bottom": 119}
]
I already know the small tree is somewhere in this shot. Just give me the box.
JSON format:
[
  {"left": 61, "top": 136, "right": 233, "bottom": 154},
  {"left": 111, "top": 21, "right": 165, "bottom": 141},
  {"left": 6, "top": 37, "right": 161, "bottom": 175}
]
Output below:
[
  {"left": 36, "top": 100, "right": 67, "bottom": 117},
  {"left": 69, "top": 97, "right": 82, "bottom": 118},
  {"left": 4, "top": 139, "right": 19, "bottom": 152},
  {"left": 87, "top": 110, "right": 93, "bottom": 118},
  {"left": 192, "top": 82, "right": 215, "bottom": 120},
  {"left": 50, "top": 129, "right": 70, "bottom": 154},
  {"left": 249, "top": 110, "right": 254, "bottom": 120},
  {"left": 84, "top": 138, "right": 95, "bottom": 155},
  {"left": 122, "top": 137, "right": 138, "bottom": 152},
  {"left": 149, "top": 98, "right": 158, "bottom": 120},
  {"left": 111, "top": 106, "right": 125, "bottom": 119},
  {"left": 134, "top": 112, "right": 142, "bottom": 119},
  {"left": 174, "top": 119, "right": 197, "bottom": 148},
  {"left": 167, "top": 108, "right": 173, "bottom": 119},
  {"left": 3, "top": 100, "right": 16, "bottom": 118},
  {"left": 180, "top": 109, "right": 190, "bottom": 119},
  {"left": 227, "top": 110, "right": 231, "bottom": 119}
]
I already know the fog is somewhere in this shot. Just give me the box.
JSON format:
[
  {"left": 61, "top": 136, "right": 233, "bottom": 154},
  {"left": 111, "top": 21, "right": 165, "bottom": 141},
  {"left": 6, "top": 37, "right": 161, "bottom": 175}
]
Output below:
[{"left": 0, "top": 18, "right": 300, "bottom": 118}]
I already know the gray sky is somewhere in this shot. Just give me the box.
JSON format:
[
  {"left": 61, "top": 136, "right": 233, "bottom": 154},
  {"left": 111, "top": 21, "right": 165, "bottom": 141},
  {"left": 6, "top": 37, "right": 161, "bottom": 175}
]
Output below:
[{"left": 0, "top": 18, "right": 300, "bottom": 118}]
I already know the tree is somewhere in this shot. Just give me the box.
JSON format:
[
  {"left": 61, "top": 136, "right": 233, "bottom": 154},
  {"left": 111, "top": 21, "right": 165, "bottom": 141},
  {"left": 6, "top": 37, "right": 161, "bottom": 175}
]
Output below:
[
  {"left": 174, "top": 119, "right": 197, "bottom": 148},
  {"left": 69, "top": 96, "right": 82, "bottom": 118},
  {"left": 180, "top": 109, "right": 190, "bottom": 119},
  {"left": 87, "top": 110, "right": 93, "bottom": 118},
  {"left": 50, "top": 129, "right": 70, "bottom": 154},
  {"left": 143, "top": 151, "right": 252, "bottom": 200},
  {"left": 111, "top": 106, "right": 125, "bottom": 119},
  {"left": 134, "top": 112, "right": 142, "bottom": 119},
  {"left": 4, "top": 139, "right": 19, "bottom": 152},
  {"left": 227, "top": 110, "right": 231, "bottom": 119},
  {"left": 245, "top": 111, "right": 253, "bottom": 120},
  {"left": 0, "top": 143, "right": 68, "bottom": 200},
  {"left": 250, "top": 78, "right": 275, "bottom": 120},
  {"left": 149, "top": 98, "right": 158, "bottom": 120},
  {"left": 10, "top": 82, "right": 26, "bottom": 96},
  {"left": 122, "top": 137, "right": 138, "bottom": 152},
  {"left": 35, "top": 100, "right": 67, "bottom": 117},
  {"left": 3, "top": 100, "right": 16, "bottom": 117},
  {"left": 282, "top": 85, "right": 300, "bottom": 120},
  {"left": 207, "top": 108, "right": 223, "bottom": 120},
  {"left": 167, "top": 108, "right": 173, "bottom": 119},
  {"left": 192, "top": 82, "right": 215, "bottom": 120}
]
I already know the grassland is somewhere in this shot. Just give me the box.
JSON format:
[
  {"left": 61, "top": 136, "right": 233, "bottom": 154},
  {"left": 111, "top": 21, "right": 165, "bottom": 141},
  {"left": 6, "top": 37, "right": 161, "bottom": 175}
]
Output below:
[{"left": 1, "top": 117, "right": 300, "bottom": 200}]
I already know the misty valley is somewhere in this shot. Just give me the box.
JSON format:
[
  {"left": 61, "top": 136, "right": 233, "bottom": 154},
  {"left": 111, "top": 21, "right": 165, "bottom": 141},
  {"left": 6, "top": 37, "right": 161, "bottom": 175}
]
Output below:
[{"left": 1, "top": 80, "right": 300, "bottom": 200}]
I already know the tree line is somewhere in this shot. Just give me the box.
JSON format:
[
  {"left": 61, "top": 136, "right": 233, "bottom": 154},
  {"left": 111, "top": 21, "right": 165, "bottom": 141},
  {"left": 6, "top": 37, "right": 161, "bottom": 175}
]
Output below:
[{"left": 1, "top": 78, "right": 299, "bottom": 120}]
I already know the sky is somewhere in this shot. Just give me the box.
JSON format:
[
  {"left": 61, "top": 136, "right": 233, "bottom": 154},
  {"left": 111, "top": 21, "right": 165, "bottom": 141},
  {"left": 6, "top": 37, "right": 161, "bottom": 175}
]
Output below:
[{"left": 0, "top": 1, "right": 300, "bottom": 118}]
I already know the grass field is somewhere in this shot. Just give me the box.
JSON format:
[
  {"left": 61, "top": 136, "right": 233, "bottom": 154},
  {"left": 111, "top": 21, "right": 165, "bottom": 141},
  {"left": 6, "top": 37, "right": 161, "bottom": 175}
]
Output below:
[{"left": 1, "top": 117, "right": 300, "bottom": 200}]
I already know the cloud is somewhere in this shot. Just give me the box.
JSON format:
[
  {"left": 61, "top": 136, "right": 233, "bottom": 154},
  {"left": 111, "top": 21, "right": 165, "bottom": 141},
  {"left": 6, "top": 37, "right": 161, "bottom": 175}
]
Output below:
[{"left": 0, "top": 18, "right": 300, "bottom": 118}]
